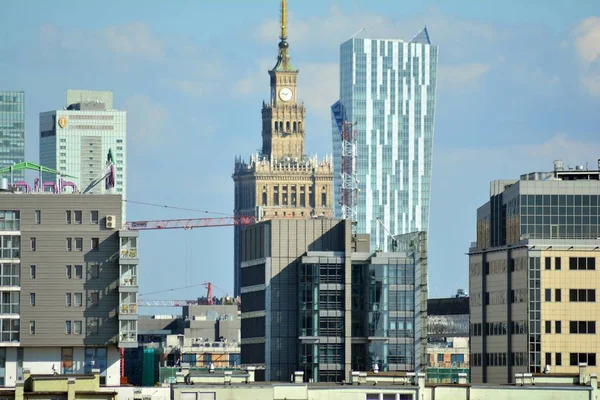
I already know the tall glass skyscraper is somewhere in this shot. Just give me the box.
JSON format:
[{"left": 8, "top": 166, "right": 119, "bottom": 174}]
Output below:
[
  {"left": 0, "top": 91, "right": 25, "bottom": 181},
  {"left": 332, "top": 28, "right": 438, "bottom": 251}
]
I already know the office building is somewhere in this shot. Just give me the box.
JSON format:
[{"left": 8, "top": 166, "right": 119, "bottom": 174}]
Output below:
[
  {"left": 332, "top": 29, "right": 438, "bottom": 251},
  {"left": 426, "top": 292, "right": 470, "bottom": 383},
  {"left": 39, "top": 90, "right": 127, "bottom": 218},
  {"left": 469, "top": 160, "right": 600, "bottom": 383},
  {"left": 125, "top": 302, "right": 241, "bottom": 386},
  {"left": 240, "top": 219, "right": 427, "bottom": 382},
  {"left": 232, "top": 0, "right": 334, "bottom": 296},
  {"left": 0, "top": 91, "right": 25, "bottom": 181},
  {"left": 0, "top": 186, "right": 139, "bottom": 387}
]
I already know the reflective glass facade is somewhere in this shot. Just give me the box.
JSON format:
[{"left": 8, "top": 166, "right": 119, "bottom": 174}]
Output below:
[
  {"left": 0, "top": 92, "right": 25, "bottom": 181},
  {"left": 332, "top": 30, "right": 438, "bottom": 250}
]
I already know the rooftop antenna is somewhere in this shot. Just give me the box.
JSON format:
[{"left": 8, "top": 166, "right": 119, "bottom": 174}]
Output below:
[{"left": 350, "top": 28, "right": 365, "bottom": 39}]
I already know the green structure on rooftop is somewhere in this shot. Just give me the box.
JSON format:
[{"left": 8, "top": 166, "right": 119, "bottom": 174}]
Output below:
[{"left": 0, "top": 161, "right": 76, "bottom": 180}]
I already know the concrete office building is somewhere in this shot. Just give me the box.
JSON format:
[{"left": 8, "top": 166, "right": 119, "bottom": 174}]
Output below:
[
  {"left": 39, "top": 90, "right": 127, "bottom": 219},
  {"left": 240, "top": 219, "right": 427, "bottom": 382},
  {"left": 0, "top": 92, "right": 25, "bottom": 181},
  {"left": 0, "top": 189, "right": 139, "bottom": 387},
  {"left": 469, "top": 160, "right": 600, "bottom": 384},
  {"left": 232, "top": 0, "right": 334, "bottom": 296},
  {"left": 332, "top": 29, "right": 438, "bottom": 251}
]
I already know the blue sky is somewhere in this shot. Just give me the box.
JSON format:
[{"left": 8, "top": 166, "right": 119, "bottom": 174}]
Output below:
[{"left": 1, "top": 0, "right": 600, "bottom": 308}]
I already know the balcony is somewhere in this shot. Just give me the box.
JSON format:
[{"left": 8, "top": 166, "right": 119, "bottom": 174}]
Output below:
[
  {"left": 120, "top": 249, "right": 138, "bottom": 260},
  {"left": 119, "top": 303, "right": 138, "bottom": 314},
  {"left": 118, "top": 331, "right": 137, "bottom": 348},
  {"left": 120, "top": 276, "right": 138, "bottom": 286}
]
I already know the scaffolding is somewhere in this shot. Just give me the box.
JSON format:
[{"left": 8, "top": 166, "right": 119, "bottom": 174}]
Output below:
[{"left": 340, "top": 121, "right": 358, "bottom": 230}]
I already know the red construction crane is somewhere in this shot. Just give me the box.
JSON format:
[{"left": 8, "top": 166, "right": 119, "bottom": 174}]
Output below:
[{"left": 124, "top": 216, "right": 256, "bottom": 230}]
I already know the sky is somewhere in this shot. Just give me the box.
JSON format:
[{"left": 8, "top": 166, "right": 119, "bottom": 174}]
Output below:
[{"left": 1, "top": 0, "right": 600, "bottom": 310}]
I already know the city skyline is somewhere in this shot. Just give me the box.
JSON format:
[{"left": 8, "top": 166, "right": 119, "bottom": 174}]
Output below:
[{"left": 1, "top": 0, "right": 599, "bottom": 301}]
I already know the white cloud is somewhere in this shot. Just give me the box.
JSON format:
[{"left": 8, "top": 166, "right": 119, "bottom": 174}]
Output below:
[
  {"left": 160, "top": 79, "right": 206, "bottom": 97},
  {"left": 573, "top": 17, "right": 600, "bottom": 64},
  {"left": 572, "top": 17, "right": 600, "bottom": 96},
  {"left": 438, "top": 133, "right": 600, "bottom": 169},
  {"left": 438, "top": 63, "right": 490, "bottom": 90},
  {"left": 124, "top": 95, "right": 168, "bottom": 147},
  {"left": 103, "top": 22, "right": 165, "bottom": 61},
  {"left": 40, "top": 22, "right": 165, "bottom": 62}
]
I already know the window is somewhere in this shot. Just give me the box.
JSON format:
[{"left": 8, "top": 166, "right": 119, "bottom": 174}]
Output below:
[
  {"left": 569, "top": 321, "right": 596, "bottom": 334},
  {"left": 74, "top": 211, "right": 82, "bottom": 224},
  {"left": 555, "top": 321, "right": 562, "bottom": 334},
  {"left": 556, "top": 353, "right": 562, "bottom": 366},
  {"left": 65, "top": 321, "right": 72, "bottom": 335},
  {"left": 91, "top": 238, "right": 99, "bottom": 251},
  {"left": 545, "top": 321, "right": 551, "bottom": 334},
  {"left": 66, "top": 265, "right": 72, "bottom": 279},
  {"left": 66, "top": 238, "right": 72, "bottom": 251},
  {"left": 74, "top": 321, "right": 82, "bottom": 335},
  {"left": 0, "top": 263, "right": 20, "bottom": 286},
  {"left": 30, "top": 265, "right": 36, "bottom": 279},
  {"left": 29, "top": 321, "right": 35, "bottom": 335},
  {"left": 75, "top": 238, "right": 83, "bottom": 251},
  {"left": 555, "top": 289, "right": 561, "bottom": 302},
  {"left": 545, "top": 257, "right": 551, "bottom": 270},
  {"left": 555, "top": 257, "right": 561, "bottom": 270},
  {"left": 90, "top": 292, "right": 99, "bottom": 307},
  {"left": 30, "top": 293, "right": 35, "bottom": 306},
  {"left": 545, "top": 353, "right": 551, "bottom": 367},
  {"left": 437, "top": 354, "right": 443, "bottom": 362},
  {"left": 87, "top": 318, "right": 99, "bottom": 334},
  {"left": 569, "top": 257, "right": 596, "bottom": 270},
  {"left": 62, "top": 347, "right": 73, "bottom": 374},
  {"left": 545, "top": 288, "right": 551, "bottom": 302},
  {"left": 0, "top": 210, "right": 21, "bottom": 230},
  {"left": 74, "top": 265, "right": 82, "bottom": 279},
  {"left": 90, "top": 211, "right": 99, "bottom": 224},
  {"left": 91, "top": 264, "right": 100, "bottom": 279},
  {"left": 66, "top": 211, "right": 72, "bottom": 224},
  {"left": 569, "top": 289, "right": 596, "bottom": 302},
  {"left": 66, "top": 293, "right": 72, "bottom": 307},
  {"left": 570, "top": 353, "right": 596, "bottom": 366},
  {"left": 30, "top": 237, "right": 36, "bottom": 251},
  {"left": 34, "top": 210, "right": 41, "bottom": 224},
  {"left": 74, "top": 293, "right": 82, "bottom": 307},
  {"left": 0, "top": 236, "right": 20, "bottom": 259}
]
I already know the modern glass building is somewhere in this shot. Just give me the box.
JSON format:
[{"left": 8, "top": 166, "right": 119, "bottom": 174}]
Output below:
[
  {"left": 240, "top": 219, "right": 428, "bottom": 383},
  {"left": 0, "top": 91, "right": 25, "bottom": 181},
  {"left": 40, "top": 90, "right": 127, "bottom": 218},
  {"left": 332, "top": 28, "right": 438, "bottom": 251}
]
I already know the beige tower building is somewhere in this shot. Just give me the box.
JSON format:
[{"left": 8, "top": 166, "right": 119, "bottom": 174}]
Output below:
[
  {"left": 469, "top": 161, "right": 600, "bottom": 384},
  {"left": 232, "top": 0, "right": 334, "bottom": 295}
]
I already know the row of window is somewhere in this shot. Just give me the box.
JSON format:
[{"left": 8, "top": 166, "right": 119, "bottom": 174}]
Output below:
[
  {"left": 25, "top": 237, "right": 101, "bottom": 252},
  {"left": 472, "top": 319, "right": 597, "bottom": 336},
  {"left": 27, "top": 210, "right": 101, "bottom": 225},
  {"left": 26, "top": 264, "right": 100, "bottom": 280},
  {"left": 544, "top": 320, "right": 595, "bottom": 334},
  {"left": 28, "top": 319, "right": 101, "bottom": 337},
  {"left": 472, "top": 352, "right": 597, "bottom": 367}
]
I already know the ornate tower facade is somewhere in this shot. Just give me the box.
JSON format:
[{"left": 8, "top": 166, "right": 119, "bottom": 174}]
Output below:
[{"left": 232, "top": 0, "right": 334, "bottom": 296}]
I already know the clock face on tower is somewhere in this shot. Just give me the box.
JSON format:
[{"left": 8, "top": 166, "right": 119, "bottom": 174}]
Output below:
[{"left": 279, "top": 87, "right": 293, "bottom": 102}]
